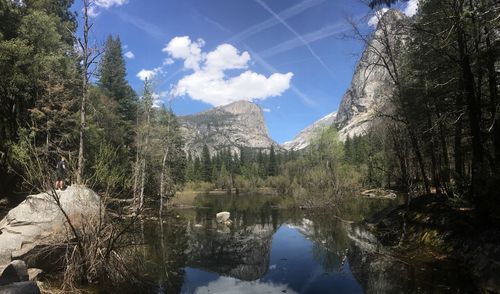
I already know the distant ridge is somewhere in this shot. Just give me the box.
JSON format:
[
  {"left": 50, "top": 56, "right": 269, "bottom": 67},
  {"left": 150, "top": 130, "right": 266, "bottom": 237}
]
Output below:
[{"left": 282, "top": 111, "right": 337, "bottom": 151}]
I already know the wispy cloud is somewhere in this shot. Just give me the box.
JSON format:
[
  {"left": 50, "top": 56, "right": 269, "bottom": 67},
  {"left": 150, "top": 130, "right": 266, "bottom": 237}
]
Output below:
[
  {"left": 112, "top": 10, "right": 165, "bottom": 40},
  {"left": 203, "top": 17, "right": 232, "bottom": 34},
  {"left": 254, "top": 0, "right": 334, "bottom": 77},
  {"left": 228, "top": 0, "right": 325, "bottom": 44},
  {"left": 259, "top": 21, "right": 349, "bottom": 58}
]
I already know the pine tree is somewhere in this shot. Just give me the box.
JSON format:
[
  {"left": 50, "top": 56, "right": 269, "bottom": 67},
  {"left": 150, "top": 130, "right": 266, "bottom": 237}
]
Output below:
[
  {"left": 201, "top": 144, "right": 212, "bottom": 182},
  {"left": 268, "top": 145, "right": 277, "bottom": 177},
  {"left": 98, "top": 35, "right": 136, "bottom": 124}
]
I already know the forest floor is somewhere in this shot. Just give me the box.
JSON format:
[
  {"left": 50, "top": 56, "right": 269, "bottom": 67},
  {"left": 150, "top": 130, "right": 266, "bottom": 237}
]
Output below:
[{"left": 370, "top": 194, "right": 500, "bottom": 292}]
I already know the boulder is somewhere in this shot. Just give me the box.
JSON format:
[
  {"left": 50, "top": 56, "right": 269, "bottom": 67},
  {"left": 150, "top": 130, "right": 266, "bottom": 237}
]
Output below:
[
  {"left": 0, "top": 260, "right": 28, "bottom": 286},
  {"left": 216, "top": 212, "right": 230, "bottom": 223},
  {"left": 0, "top": 186, "right": 100, "bottom": 272},
  {"left": 0, "top": 281, "right": 41, "bottom": 294},
  {"left": 27, "top": 268, "right": 43, "bottom": 281}
]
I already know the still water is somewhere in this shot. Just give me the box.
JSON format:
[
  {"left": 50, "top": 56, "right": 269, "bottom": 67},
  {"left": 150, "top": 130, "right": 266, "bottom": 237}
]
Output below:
[{"left": 122, "top": 193, "right": 474, "bottom": 294}]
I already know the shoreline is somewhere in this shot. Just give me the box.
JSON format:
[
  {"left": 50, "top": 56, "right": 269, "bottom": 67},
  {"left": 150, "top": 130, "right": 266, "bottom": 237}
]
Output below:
[{"left": 364, "top": 194, "right": 500, "bottom": 293}]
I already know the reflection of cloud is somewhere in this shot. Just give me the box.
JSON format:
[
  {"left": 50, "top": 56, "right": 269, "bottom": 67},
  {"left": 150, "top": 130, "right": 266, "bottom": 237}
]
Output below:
[{"left": 193, "top": 276, "right": 297, "bottom": 294}]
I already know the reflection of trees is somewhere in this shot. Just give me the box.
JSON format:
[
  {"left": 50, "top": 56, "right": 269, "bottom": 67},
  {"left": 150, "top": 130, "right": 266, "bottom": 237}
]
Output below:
[{"left": 141, "top": 216, "right": 189, "bottom": 293}]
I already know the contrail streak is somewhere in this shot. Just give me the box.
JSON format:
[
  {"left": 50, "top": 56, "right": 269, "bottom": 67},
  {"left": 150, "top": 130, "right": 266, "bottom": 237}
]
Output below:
[
  {"left": 254, "top": 0, "right": 335, "bottom": 78},
  {"left": 228, "top": 0, "right": 325, "bottom": 44},
  {"left": 245, "top": 45, "right": 317, "bottom": 107},
  {"left": 260, "top": 22, "right": 349, "bottom": 58}
]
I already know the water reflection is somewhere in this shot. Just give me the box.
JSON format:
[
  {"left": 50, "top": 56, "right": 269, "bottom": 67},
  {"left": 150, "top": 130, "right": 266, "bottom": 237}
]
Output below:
[{"left": 114, "top": 194, "right": 473, "bottom": 293}]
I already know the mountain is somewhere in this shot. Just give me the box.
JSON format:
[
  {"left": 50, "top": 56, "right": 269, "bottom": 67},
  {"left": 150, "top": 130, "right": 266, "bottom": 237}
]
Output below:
[
  {"left": 282, "top": 9, "right": 405, "bottom": 150},
  {"left": 179, "top": 100, "right": 276, "bottom": 156},
  {"left": 334, "top": 9, "right": 405, "bottom": 140},
  {"left": 282, "top": 111, "right": 337, "bottom": 151}
]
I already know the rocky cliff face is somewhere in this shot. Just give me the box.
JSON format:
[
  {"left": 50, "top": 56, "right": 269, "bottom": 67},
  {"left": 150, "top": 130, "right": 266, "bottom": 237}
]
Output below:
[
  {"left": 179, "top": 100, "right": 276, "bottom": 156},
  {"left": 334, "top": 9, "right": 406, "bottom": 140},
  {"left": 282, "top": 111, "right": 337, "bottom": 151},
  {"left": 281, "top": 10, "right": 405, "bottom": 150}
]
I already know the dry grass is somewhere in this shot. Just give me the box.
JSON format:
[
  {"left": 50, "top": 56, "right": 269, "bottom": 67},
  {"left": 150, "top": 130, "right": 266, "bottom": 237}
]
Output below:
[{"left": 169, "top": 191, "right": 199, "bottom": 207}]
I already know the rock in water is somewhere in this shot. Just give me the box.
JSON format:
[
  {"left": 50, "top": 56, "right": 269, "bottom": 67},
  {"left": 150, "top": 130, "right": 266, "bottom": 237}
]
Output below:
[
  {"left": 179, "top": 100, "right": 278, "bottom": 156},
  {"left": 216, "top": 212, "right": 231, "bottom": 223},
  {"left": 0, "top": 186, "right": 100, "bottom": 271}
]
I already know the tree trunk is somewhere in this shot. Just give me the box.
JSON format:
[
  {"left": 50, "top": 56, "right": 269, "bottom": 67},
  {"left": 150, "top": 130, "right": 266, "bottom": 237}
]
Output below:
[
  {"left": 77, "top": 0, "right": 91, "bottom": 185},
  {"left": 159, "top": 147, "right": 168, "bottom": 218},
  {"left": 408, "top": 127, "right": 431, "bottom": 194},
  {"left": 456, "top": 18, "right": 489, "bottom": 224},
  {"left": 438, "top": 118, "right": 451, "bottom": 195},
  {"left": 486, "top": 29, "right": 499, "bottom": 171}
]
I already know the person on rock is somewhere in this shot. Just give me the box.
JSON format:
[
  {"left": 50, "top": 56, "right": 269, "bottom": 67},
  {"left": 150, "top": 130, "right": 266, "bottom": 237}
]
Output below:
[{"left": 56, "top": 157, "right": 67, "bottom": 190}]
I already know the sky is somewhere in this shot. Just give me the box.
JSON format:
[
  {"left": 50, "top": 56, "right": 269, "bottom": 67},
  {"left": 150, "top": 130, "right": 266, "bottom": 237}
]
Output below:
[{"left": 74, "top": 0, "right": 418, "bottom": 144}]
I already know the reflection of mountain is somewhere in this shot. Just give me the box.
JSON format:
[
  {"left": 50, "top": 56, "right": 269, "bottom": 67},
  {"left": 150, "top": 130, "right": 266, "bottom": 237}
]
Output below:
[
  {"left": 345, "top": 224, "right": 406, "bottom": 294},
  {"left": 185, "top": 223, "right": 276, "bottom": 281}
]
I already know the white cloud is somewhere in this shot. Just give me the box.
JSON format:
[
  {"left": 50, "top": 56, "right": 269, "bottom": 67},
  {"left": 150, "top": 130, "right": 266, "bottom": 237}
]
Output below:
[
  {"left": 94, "top": 0, "right": 127, "bottom": 8},
  {"left": 87, "top": 0, "right": 127, "bottom": 19},
  {"left": 162, "top": 36, "right": 205, "bottom": 71},
  {"left": 368, "top": 8, "right": 389, "bottom": 27},
  {"left": 163, "top": 58, "right": 174, "bottom": 65},
  {"left": 164, "top": 36, "right": 293, "bottom": 106},
  {"left": 124, "top": 51, "right": 135, "bottom": 59},
  {"left": 263, "top": 108, "right": 271, "bottom": 113},
  {"left": 136, "top": 66, "right": 163, "bottom": 81},
  {"left": 205, "top": 44, "right": 250, "bottom": 71},
  {"left": 137, "top": 69, "right": 155, "bottom": 81},
  {"left": 152, "top": 91, "right": 168, "bottom": 108},
  {"left": 404, "top": 0, "right": 419, "bottom": 17}
]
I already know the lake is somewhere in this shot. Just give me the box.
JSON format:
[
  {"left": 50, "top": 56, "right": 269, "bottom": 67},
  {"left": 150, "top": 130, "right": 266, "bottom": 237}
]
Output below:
[{"left": 113, "top": 193, "right": 474, "bottom": 294}]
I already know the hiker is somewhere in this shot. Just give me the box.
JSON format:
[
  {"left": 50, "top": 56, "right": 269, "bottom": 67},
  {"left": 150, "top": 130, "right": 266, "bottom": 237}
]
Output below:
[{"left": 56, "top": 157, "right": 67, "bottom": 190}]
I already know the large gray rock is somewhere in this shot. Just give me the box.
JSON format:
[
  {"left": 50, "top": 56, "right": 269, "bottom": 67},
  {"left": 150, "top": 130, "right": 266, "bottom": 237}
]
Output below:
[
  {"left": 0, "top": 260, "right": 28, "bottom": 286},
  {"left": 0, "top": 186, "right": 100, "bottom": 271},
  {"left": 334, "top": 9, "right": 407, "bottom": 141},
  {"left": 179, "top": 100, "right": 278, "bottom": 156}
]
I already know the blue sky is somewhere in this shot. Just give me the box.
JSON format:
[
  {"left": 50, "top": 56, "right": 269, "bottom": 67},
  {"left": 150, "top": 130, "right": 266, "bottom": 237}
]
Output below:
[{"left": 75, "top": 0, "right": 417, "bottom": 143}]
